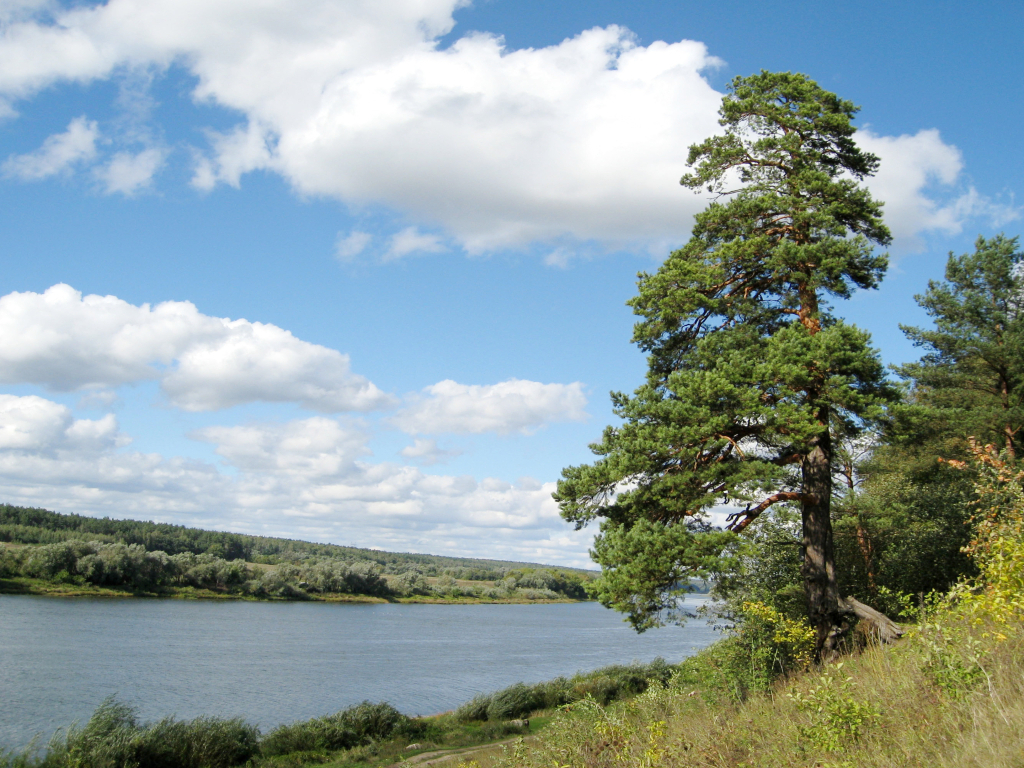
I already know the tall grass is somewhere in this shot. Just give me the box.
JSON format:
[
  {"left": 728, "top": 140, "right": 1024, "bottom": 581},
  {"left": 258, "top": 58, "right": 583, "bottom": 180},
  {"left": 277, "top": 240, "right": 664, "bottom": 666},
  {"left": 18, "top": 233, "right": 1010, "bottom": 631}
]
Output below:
[
  {"left": 453, "top": 659, "right": 674, "bottom": 722},
  {"left": 0, "top": 698, "right": 260, "bottom": 768},
  {"left": 469, "top": 613, "right": 1024, "bottom": 768},
  {"left": 260, "top": 701, "right": 407, "bottom": 755}
]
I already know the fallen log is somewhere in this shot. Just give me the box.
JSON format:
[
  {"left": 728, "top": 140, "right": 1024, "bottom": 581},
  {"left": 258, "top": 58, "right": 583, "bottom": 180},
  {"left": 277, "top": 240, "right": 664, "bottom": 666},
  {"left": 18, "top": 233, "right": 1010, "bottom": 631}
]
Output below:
[{"left": 840, "top": 596, "right": 904, "bottom": 644}]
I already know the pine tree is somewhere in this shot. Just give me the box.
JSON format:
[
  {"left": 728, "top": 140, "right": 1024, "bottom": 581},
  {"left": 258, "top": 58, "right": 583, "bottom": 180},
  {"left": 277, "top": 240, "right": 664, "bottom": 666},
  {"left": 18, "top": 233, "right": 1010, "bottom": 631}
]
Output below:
[
  {"left": 556, "top": 71, "right": 895, "bottom": 656},
  {"left": 899, "top": 235, "right": 1024, "bottom": 459}
]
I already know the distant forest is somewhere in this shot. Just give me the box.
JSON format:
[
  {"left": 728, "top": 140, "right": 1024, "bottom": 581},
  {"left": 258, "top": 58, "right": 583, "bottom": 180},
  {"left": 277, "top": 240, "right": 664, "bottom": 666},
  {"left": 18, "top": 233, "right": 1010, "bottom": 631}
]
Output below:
[{"left": 0, "top": 504, "right": 593, "bottom": 601}]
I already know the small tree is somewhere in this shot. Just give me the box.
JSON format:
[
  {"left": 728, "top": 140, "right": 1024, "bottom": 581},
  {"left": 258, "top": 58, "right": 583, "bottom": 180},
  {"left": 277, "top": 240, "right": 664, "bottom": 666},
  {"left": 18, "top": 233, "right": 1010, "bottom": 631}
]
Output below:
[
  {"left": 556, "top": 71, "right": 894, "bottom": 656},
  {"left": 898, "top": 235, "right": 1024, "bottom": 458}
]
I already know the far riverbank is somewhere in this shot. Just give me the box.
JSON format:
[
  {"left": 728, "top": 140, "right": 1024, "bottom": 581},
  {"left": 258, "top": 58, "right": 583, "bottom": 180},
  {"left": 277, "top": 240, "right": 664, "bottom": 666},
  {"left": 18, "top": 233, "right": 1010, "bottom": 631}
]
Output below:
[{"left": 0, "top": 575, "right": 585, "bottom": 604}]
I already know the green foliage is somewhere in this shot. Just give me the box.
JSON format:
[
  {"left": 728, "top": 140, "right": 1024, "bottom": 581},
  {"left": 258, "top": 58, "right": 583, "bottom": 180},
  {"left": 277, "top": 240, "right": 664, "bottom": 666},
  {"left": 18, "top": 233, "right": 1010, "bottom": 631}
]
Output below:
[
  {"left": 710, "top": 507, "right": 805, "bottom": 619},
  {"left": 31, "top": 697, "right": 259, "bottom": 768},
  {"left": 832, "top": 463, "right": 977, "bottom": 599},
  {"left": 670, "top": 602, "right": 812, "bottom": 705},
  {"left": 0, "top": 504, "right": 593, "bottom": 600},
  {"left": 787, "top": 663, "right": 881, "bottom": 753},
  {"left": 917, "top": 621, "right": 988, "bottom": 699},
  {"left": 587, "top": 519, "right": 734, "bottom": 631},
  {"left": 453, "top": 659, "right": 674, "bottom": 722},
  {"left": 486, "top": 683, "right": 538, "bottom": 721},
  {"left": 555, "top": 71, "right": 894, "bottom": 635},
  {"left": 898, "top": 235, "right": 1024, "bottom": 457},
  {"left": 260, "top": 702, "right": 407, "bottom": 756}
]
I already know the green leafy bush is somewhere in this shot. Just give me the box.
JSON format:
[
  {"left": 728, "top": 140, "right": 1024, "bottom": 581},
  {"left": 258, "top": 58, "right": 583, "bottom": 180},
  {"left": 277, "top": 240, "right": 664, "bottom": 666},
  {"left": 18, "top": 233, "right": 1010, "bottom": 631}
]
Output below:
[
  {"left": 486, "top": 683, "right": 537, "bottom": 721},
  {"left": 33, "top": 697, "right": 259, "bottom": 768},
  {"left": 454, "top": 660, "right": 674, "bottom": 722},
  {"left": 787, "top": 663, "right": 881, "bottom": 753},
  {"left": 260, "top": 702, "right": 407, "bottom": 756}
]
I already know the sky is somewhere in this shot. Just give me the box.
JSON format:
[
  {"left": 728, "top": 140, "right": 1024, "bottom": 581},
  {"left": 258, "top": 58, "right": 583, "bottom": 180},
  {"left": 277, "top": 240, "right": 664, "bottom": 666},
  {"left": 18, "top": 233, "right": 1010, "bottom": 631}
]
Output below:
[{"left": 0, "top": 0, "right": 1021, "bottom": 568}]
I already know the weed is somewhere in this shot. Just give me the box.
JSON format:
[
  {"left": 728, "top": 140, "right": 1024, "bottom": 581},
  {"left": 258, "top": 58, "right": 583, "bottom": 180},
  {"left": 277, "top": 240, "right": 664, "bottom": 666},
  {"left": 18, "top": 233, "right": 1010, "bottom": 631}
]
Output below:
[{"left": 787, "top": 663, "right": 881, "bottom": 753}]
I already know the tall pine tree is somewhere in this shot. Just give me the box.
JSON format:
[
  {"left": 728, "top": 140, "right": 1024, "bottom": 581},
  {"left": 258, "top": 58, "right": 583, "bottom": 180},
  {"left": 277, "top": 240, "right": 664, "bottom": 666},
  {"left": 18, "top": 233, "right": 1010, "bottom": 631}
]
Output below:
[{"left": 556, "top": 71, "right": 895, "bottom": 656}]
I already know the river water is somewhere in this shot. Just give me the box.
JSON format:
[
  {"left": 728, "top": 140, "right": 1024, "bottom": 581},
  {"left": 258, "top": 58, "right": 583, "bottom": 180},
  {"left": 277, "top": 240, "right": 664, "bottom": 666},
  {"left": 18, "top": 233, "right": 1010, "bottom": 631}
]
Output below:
[{"left": 0, "top": 595, "right": 717, "bottom": 750}]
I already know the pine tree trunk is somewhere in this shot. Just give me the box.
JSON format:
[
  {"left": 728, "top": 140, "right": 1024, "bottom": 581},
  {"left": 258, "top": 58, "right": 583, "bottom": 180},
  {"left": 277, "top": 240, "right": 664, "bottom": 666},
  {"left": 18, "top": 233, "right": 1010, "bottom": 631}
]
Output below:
[{"left": 801, "top": 404, "right": 842, "bottom": 659}]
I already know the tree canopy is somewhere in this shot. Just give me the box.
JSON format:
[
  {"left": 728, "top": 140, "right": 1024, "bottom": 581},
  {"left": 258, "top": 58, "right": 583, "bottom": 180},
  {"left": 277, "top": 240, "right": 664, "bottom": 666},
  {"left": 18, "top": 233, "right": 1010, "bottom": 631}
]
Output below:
[
  {"left": 898, "top": 235, "right": 1024, "bottom": 458},
  {"left": 555, "top": 71, "right": 894, "bottom": 652}
]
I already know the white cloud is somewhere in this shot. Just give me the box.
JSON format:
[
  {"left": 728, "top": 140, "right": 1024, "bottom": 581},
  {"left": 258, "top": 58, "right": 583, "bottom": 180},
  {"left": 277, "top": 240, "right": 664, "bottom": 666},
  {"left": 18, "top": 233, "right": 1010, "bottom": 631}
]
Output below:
[
  {"left": 189, "top": 416, "right": 592, "bottom": 563},
  {"left": 0, "top": 394, "right": 230, "bottom": 520},
  {"left": 195, "top": 417, "right": 370, "bottom": 477},
  {"left": 0, "top": 394, "right": 128, "bottom": 453},
  {"left": 399, "top": 437, "right": 462, "bottom": 466},
  {"left": 192, "top": 121, "right": 274, "bottom": 190},
  {"left": 94, "top": 147, "right": 165, "bottom": 195},
  {"left": 0, "top": 399, "right": 594, "bottom": 566},
  {"left": 384, "top": 227, "right": 446, "bottom": 261},
  {"left": 0, "top": 284, "right": 393, "bottom": 412},
  {"left": 335, "top": 230, "right": 372, "bottom": 261},
  {"left": 2, "top": 116, "right": 98, "bottom": 179},
  {"left": 394, "top": 378, "right": 588, "bottom": 435},
  {"left": 860, "top": 129, "right": 1020, "bottom": 251},
  {"left": 0, "top": 1, "right": 992, "bottom": 254}
]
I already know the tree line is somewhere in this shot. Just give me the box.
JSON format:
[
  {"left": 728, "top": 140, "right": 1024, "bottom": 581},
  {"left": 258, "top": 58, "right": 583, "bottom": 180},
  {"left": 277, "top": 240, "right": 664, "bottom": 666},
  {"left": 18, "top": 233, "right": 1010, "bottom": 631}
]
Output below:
[{"left": 0, "top": 507, "right": 592, "bottom": 600}]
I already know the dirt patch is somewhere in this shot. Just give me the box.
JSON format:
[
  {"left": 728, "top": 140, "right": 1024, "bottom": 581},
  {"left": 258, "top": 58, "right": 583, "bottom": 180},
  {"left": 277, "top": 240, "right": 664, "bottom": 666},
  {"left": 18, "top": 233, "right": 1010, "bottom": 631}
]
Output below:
[{"left": 403, "top": 736, "right": 525, "bottom": 766}]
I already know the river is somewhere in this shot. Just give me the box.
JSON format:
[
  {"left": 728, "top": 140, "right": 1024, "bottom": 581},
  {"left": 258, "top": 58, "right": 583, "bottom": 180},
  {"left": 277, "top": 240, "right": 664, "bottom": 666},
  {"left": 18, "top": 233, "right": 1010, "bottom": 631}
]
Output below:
[{"left": 0, "top": 595, "right": 718, "bottom": 750}]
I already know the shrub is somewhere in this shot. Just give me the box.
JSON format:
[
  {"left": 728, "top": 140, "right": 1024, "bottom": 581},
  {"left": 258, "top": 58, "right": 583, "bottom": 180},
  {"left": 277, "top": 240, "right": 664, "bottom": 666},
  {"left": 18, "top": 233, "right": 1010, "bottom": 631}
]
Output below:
[
  {"left": 787, "top": 663, "right": 881, "bottom": 753},
  {"left": 487, "top": 683, "right": 538, "bottom": 721},
  {"left": 132, "top": 716, "right": 259, "bottom": 768},
  {"left": 37, "top": 698, "right": 259, "bottom": 768},
  {"left": 454, "top": 660, "right": 675, "bottom": 723},
  {"left": 260, "top": 702, "right": 407, "bottom": 756},
  {"left": 453, "top": 694, "right": 492, "bottom": 722}
]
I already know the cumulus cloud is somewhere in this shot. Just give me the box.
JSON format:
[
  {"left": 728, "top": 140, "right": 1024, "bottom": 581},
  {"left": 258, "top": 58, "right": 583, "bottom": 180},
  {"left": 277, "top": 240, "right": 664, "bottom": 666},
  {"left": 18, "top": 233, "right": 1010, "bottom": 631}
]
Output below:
[
  {"left": 860, "top": 129, "right": 1020, "bottom": 250},
  {"left": 0, "top": 284, "right": 393, "bottom": 412},
  {"left": 2, "top": 116, "right": 98, "bottom": 179},
  {"left": 195, "top": 417, "right": 371, "bottom": 477},
  {"left": 0, "top": 394, "right": 128, "bottom": 454},
  {"left": 94, "top": 147, "right": 165, "bottom": 195},
  {"left": 0, "top": 1, "right": 991, "bottom": 253},
  {"left": 0, "top": 1, "right": 724, "bottom": 249},
  {"left": 0, "top": 393, "right": 231, "bottom": 520},
  {"left": 187, "top": 417, "right": 589, "bottom": 560},
  {"left": 394, "top": 379, "right": 588, "bottom": 435},
  {"left": 0, "top": 399, "right": 593, "bottom": 565}
]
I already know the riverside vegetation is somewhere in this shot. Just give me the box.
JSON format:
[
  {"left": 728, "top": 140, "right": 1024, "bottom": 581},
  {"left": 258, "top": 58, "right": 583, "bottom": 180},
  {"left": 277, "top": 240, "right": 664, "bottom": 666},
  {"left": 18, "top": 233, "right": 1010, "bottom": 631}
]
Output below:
[
  {"left": 0, "top": 660, "right": 677, "bottom": 768},
  {"left": 0, "top": 506, "right": 592, "bottom": 602}
]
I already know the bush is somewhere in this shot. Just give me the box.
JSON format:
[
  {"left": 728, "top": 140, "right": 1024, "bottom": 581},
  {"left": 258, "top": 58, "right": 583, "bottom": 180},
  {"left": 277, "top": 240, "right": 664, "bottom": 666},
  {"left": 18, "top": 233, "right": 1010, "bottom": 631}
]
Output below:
[
  {"left": 132, "top": 716, "right": 259, "bottom": 768},
  {"left": 35, "top": 698, "right": 259, "bottom": 768},
  {"left": 487, "top": 683, "right": 538, "bottom": 721},
  {"left": 453, "top": 694, "right": 491, "bottom": 722},
  {"left": 260, "top": 702, "right": 407, "bottom": 756},
  {"left": 454, "top": 660, "right": 675, "bottom": 722}
]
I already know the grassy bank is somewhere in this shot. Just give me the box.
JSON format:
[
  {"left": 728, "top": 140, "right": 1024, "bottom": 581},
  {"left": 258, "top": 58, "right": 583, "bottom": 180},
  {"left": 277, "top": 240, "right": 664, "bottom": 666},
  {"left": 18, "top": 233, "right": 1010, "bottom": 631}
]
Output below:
[
  {"left": 455, "top": 612, "right": 1023, "bottom": 768},
  {"left": 448, "top": 453, "right": 1024, "bottom": 768}
]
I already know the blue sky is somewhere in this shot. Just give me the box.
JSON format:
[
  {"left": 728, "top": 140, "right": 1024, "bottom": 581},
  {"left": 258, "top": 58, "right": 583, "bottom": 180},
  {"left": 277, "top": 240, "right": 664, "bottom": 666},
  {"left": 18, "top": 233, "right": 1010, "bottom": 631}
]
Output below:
[{"left": 0, "top": 0, "right": 1020, "bottom": 567}]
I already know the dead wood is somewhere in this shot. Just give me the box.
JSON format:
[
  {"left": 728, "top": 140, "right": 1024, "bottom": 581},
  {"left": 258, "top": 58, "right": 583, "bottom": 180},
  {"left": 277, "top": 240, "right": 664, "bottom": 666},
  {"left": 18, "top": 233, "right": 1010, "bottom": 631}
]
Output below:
[{"left": 840, "top": 595, "right": 904, "bottom": 644}]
